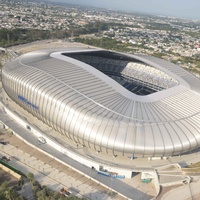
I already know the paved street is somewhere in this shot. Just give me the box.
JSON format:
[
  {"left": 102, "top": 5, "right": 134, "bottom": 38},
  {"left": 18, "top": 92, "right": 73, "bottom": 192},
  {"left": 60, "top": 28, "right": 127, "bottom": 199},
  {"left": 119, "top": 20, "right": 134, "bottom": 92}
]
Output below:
[
  {"left": 0, "top": 129, "right": 123, "bottom": 200},
  {"left": 0, "top": 127, "right": 156, "bottom": 200}
]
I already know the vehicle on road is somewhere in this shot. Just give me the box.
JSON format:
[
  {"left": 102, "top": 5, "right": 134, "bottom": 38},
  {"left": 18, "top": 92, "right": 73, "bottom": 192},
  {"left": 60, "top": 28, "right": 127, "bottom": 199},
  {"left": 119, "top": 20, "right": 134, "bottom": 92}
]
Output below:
[{"left": 37, "top": 136, "right": 46, "bottom": 144}]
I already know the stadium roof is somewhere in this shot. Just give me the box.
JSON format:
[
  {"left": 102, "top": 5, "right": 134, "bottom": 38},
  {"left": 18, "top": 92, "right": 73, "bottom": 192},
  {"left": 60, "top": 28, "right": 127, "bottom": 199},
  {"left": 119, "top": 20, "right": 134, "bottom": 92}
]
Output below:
[{"left": 2, "top": 48, "right": 200, "bottom": 157}]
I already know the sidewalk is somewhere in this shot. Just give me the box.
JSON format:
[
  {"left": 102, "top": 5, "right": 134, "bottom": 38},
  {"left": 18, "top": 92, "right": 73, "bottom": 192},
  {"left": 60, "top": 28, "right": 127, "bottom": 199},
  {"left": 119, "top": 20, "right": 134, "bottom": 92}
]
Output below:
[
  {"left": 161, "top": 179, "right": 200, "bottom": 200},
  {"left": 0, "top": 134, "right": 117, "bottom": 200}
]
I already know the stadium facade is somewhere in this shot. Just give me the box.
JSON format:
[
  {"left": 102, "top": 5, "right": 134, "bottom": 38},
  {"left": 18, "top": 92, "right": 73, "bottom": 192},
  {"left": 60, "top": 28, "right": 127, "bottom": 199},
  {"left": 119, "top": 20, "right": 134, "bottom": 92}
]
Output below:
[{"left": 2, "top": 48, "right": 200, "bottom": 158}]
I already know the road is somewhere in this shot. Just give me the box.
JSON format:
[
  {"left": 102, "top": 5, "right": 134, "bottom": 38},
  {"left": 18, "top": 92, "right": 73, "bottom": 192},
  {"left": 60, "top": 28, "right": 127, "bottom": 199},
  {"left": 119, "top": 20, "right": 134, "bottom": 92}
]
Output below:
[{"left": 0, "top": 129, "right": 123, "bottom": 200}]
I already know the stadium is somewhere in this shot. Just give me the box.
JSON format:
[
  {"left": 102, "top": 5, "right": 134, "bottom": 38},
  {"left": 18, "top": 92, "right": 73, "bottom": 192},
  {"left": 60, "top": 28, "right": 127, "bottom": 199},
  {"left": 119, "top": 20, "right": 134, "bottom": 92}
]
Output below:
[{"left": 2, "top": 48, "right": 200, "bottom": 159}]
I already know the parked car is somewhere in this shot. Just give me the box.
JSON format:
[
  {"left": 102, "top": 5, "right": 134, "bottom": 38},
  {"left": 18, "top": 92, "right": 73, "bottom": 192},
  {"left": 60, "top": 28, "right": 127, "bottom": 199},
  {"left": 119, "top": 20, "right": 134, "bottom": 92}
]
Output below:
[
  {"left": 59, "top": 187, "right": 71, "bottom": 197},
  {"left": 1, "top": 156, "right": 10, "bottom": 162},
  {"left": 0, "top": 140, "right": 7, "bottom": 145}
]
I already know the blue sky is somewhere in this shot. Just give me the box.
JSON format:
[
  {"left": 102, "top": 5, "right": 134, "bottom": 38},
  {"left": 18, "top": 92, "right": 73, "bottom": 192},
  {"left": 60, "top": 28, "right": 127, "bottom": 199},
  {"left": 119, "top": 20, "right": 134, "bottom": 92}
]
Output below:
[{"left": 52, "top": 0, "right": 200, "bottom": 20}]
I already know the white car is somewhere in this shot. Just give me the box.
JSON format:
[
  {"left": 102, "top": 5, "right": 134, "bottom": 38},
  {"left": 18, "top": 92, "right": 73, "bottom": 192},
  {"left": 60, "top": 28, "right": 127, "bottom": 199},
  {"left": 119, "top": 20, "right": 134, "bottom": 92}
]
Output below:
[{"left": 37, "top": 136, "right": 46, "bottom": 144}]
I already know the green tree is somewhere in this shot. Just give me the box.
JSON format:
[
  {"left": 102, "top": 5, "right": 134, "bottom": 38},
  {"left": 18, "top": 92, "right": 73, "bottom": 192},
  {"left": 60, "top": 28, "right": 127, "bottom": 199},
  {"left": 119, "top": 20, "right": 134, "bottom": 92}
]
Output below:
[
  {"left": 26, "top": 172, "right": 34, "bottom": 182},
  {"left": 0, "top": 181, "right": 9, "bottom": 192},
  {"left": 5, "top": 187, "right": 16, "bottom": 200},
  {"left": 0, "top": 181, "right": 24, "bottom": 200}
]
